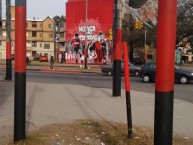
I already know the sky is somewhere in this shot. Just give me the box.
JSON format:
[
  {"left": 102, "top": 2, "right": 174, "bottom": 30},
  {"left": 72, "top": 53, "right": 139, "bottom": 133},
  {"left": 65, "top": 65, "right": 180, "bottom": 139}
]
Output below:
[{"left": 2, "top": 0, "right": 67, "bottom": 19}]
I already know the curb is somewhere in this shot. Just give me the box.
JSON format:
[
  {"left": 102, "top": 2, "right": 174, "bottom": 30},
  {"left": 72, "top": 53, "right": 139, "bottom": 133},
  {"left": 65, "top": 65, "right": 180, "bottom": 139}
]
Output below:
[
  {"left": 0, "top": 67, "right": 101, "bottom": 74},
  {"left": 27, "top": 68, "right": 101, "bottom": 74}
]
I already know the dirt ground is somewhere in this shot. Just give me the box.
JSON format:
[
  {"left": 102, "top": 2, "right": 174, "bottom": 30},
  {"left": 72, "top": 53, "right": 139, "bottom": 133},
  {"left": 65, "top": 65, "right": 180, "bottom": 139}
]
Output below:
[{"left": 1, "top": 120, "right": 193, "bottom": 145}]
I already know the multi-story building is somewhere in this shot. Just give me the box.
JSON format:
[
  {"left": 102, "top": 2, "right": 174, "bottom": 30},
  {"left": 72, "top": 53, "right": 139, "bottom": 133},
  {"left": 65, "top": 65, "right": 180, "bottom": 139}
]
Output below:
[{"left": 0, "top": 6, "right": 62, "bottom": 60}]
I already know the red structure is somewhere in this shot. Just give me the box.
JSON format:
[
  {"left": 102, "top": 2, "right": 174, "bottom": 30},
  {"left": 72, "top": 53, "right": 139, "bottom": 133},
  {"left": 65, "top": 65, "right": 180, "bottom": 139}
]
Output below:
[
  {"left": 123, "top": 42, "right": 133, "bottom": 138},
  {"left": 66, "top": 0, "right": 114, "bottom": 41},
  {"left": 154, "top": 0, "right": 177, "bottom": 145},
  {"left": 14, "top": 0, "right": 27, "bottom": 142}
]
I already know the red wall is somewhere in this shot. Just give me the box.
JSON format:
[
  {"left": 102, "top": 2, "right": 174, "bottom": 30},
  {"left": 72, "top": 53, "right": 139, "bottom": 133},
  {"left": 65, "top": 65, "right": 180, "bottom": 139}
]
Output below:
[{"left": 66, "top": 0, "right": 114, "bottom": 41}]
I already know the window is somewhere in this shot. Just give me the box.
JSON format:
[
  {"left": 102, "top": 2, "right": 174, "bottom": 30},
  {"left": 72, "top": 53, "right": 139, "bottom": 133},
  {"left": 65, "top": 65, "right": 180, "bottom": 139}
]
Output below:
[
  {"left": 32, "top": 41, "right": 37, "bottom": 47},
  {"left": 3, "top": 22, "right": 6, "bottom": 27},
  {"left": 44, "top": 44, "right": 50, "bottom": 49},
  {"left": 147, "top": 54, "right": 153, "bottom": 59},
  {"left": 0, "top": 31, "right": 2, "bottom": 36},
  {"left": 60, "top": 33, "right": 64, "bottom": 38},
  {"left": 0, "top": 41, "right": 2, "bottom": 46},
  {"left": 44, "top": 53, "right": 48, "bottom": 56},
  {"left": 3, "top": 31, "right": 6, "bottom": 36},
  {"left": 148, "top": 63, "right": 156, "bottom": 69},
  {"left": 48, "top": 24, "right": 53, "bottom": 28},
  {"left": 40, "top": 43, "right": 42, "bottom": 47},
  {"left": 32, "top": 31, "right": 37, "bottom": 37},
  {"left": 40, "top": 23, "right": 42, "bottom": 28},
  {"left": 32, "top": 21, "right": 37, "bottom": 27},
  {"left": 26, "top": 22, "right": 28, "bottom": 27},
  {"left": 32, "top": 51, "right": 37, "bottom": 57},
  {"left": 39, "top": 33, "right": 42, "bottom": 37},
  {"left": 27, "top": 41, "right": 31, "bottom": 47},
  {"left": 49, "top": 34, "right": 53, "bottom": 38}
]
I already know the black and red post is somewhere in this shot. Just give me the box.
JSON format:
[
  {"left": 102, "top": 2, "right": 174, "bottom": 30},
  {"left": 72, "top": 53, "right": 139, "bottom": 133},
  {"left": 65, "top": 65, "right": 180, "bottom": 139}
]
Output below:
[
  {"left": 123, "top": 42, "right": 133, "bottom": 138},
  {"left": 14, "top": 0, "right": 26, "bottom": 142},
  {"left": 5, "top": 42, "right": 12, "bottom": 80},
  {"left": 113, "top": 29, "right": 122, "bottom": 97},
  {"left": 112, "top": 0, "right": 123, "bottom": 97},
  {"left": 154, "top": 0, "right": 177, "bottom": 145}
]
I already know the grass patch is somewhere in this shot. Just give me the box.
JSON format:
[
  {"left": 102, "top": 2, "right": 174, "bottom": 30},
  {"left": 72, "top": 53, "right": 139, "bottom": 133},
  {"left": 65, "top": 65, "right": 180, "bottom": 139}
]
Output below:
[{"left": 3, "top": 120, "right": 193, "bottom": 145}]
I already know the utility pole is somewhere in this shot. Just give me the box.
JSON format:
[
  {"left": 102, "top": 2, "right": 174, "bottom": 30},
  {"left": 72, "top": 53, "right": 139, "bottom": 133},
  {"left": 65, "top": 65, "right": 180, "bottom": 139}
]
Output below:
[
  {"left": 5, "top": 0, "right": 12, "bottom": 80},
  {"left": 84, "top": 0, "right": 88, "bottom": 69},
  {"left": 112, "top": 0, "right": 123, "bottom": 97}
]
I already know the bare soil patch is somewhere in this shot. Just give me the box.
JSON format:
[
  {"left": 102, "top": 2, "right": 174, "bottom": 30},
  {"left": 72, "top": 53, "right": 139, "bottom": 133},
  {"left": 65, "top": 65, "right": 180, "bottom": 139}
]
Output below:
[{"left": 2, "top": 120, "right": 193, "bottom": 145}]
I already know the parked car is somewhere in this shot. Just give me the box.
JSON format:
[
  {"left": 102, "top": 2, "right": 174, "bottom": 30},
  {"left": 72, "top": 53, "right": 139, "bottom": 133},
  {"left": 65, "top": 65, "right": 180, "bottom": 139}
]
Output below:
[
  {"left": 130, "top": 57, "right": 144, "bottom": 65},
  {"left": 39, "top": 56, "right": 48, "bottom": 62},
  {"left": 101, "top": 61, "right": 141, "bottom": 76},
  {"left": 139, "top": 63, "right": 193, "bottom": 84}
]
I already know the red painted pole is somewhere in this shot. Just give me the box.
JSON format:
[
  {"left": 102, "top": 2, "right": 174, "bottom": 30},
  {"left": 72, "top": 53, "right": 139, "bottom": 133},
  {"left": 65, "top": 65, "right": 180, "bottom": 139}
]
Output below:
[
  {"left": 5, "top": 42, "right": 12, "bottom": 80},
  {"left": 14, "top": 0, "right": 26, "bottom": 142},
  {"left": 112, "top": 0, "right": 123, "bottom": 97},
  {"left": 123, "top": 42, "right": 133, "bottom": 138},
  {"left": 154, "top": 0, "right": 177, "bottom": 145}
]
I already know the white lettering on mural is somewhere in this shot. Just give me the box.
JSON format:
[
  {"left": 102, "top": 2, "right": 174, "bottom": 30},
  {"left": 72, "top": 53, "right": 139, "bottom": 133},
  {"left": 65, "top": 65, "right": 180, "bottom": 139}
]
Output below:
[
  {"left": 79, "top": 25, "right": 96, "bottom": 35},
  {"left": 79, "top": 35, "right": 98, "bottom": 41}
]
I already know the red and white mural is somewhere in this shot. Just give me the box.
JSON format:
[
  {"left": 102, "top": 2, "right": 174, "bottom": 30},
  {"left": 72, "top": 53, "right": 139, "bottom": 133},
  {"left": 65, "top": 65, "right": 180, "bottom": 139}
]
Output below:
[{"left": 65, "top": 0, "right": 114, "bottom": 64}]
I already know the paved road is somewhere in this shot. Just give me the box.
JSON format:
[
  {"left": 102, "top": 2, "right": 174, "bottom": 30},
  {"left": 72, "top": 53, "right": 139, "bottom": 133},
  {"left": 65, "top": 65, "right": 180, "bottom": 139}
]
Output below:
[{"left": 0, "top": 70, "right": 193, "bottom": 104}]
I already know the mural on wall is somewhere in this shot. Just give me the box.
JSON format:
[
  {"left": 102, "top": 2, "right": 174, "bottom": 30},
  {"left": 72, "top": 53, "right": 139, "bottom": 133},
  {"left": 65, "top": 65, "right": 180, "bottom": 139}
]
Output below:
[
  {"left": 65, "top": 0, "right": 114, "bottom": 64},
  {"left": 66, "top": 18, "right": 112, "bottom": 64}
]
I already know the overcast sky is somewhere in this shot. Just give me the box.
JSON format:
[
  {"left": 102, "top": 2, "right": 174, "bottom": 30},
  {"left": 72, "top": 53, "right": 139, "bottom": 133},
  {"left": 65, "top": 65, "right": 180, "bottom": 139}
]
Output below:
[{"left": 2, "top": 0, "right": 67, "bottom": 19}]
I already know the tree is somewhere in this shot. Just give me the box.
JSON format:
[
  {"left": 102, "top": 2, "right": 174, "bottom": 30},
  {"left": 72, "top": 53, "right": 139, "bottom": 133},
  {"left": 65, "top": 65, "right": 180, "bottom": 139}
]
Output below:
[
  {"left": 125, "top": 0, "right": 193, "bottom": 53},
  {"left": 53, "top": 15, "right": 61, "bottom": 26},
  {"left": 123, "top": 0, "right": 157, "bottom": 61},
  {"left": 176, "top": 0, "right": 193, "bottom": 52}
]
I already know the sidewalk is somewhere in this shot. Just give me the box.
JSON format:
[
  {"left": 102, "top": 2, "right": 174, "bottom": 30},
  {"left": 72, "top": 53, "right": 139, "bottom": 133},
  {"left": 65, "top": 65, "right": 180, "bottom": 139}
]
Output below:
[
  {"left": 0, "top": 60, "right": 102, "bottom": 73},
  {"left": 0, "top": 81, "right": 193, "bottom": 142}
]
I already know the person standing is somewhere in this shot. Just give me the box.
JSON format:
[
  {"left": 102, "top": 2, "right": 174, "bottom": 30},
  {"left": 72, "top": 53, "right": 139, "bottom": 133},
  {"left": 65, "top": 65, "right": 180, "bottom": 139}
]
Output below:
[
  {"left": 71, "top": 33, "right": 82, "bottom": 63},
  {"left": 50, "top": 56, "right": 54, "bottom": 70},
  {"left": 58, "top": 52, "right": 63, "bottom": 63}
]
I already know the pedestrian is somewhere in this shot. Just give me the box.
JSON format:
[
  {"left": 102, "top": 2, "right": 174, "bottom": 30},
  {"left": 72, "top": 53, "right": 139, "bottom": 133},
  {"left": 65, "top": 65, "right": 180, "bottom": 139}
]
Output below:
[
  {"left": 71, "top": 33, "right": 82, "bottom": 63},
  {"left": 26, "top": 56, "right": 31, "bottom": 65},
  {"left": 58, "top": 52, "right": 63, "bottom": 63},
  {"left": 49, "top": 56, "right": 54, "bottom": 70}
]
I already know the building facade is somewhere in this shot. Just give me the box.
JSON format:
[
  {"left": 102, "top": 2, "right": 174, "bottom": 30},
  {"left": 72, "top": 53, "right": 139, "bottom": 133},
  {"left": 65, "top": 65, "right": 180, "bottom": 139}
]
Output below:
[{"left": 0, "top": 6, "right": 64, "bottom": 61}]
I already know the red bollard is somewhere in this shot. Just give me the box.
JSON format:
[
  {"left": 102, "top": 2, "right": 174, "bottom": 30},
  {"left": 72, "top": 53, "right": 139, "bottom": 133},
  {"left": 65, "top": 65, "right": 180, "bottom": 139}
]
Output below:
[
  {"left": 123, "top": 42, "right": 133, "bottom": 138},
  {"left": 14, "top": 0, "right": 27, "bottom": 142},
  {"left": 154, "top": 0, "right": 177, "bottom": 145}
]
